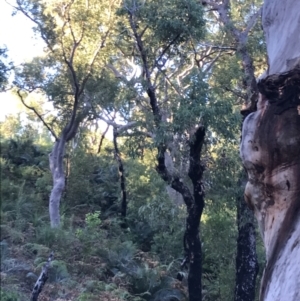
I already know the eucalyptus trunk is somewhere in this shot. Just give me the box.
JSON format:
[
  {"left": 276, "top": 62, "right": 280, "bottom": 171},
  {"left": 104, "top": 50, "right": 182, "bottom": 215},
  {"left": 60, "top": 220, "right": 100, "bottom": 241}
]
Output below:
[
  {"left": 240, "top": 1, "right": 300, "bottom": 300},
  {"left": 49, "top": 137, "right": 67, "bottom": 228}
]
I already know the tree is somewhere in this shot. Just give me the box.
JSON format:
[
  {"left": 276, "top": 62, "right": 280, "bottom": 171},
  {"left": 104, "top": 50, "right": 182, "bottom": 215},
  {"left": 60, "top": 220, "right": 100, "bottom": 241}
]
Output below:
[
  {"left": 240, "top": 0, "right": 300, "bottom": 300},
  {"left": 0, "top": 47, "right": 13, "bottom": 91},
  {"left": 105, "top": 1, "right": 241, "bottom": 300},
  {"left": 14, "top": 0, "right": 119, "bottom": 227},
  {"left": 203, "top": 1, "right": 265, "bottom": 299}
]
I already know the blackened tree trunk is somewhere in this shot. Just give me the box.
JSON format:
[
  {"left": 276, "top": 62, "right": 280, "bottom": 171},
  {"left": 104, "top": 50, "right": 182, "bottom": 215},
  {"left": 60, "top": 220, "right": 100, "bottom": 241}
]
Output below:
[
  {"left": 127, "top": 7, "right": 206, "bottom": 300},
  {"left": 240, "top": 1, "right": 300, "bottom": 300},
  {"left": 186, "top": 127, "right": 206, "bottom": 301},
  {"left": 113, "top": 128, "right": 127, "bottom": 219},
  {"left": 164, "top": 126, "right": 206, "bottom": 301},
  {"left": 204, "top": 1, "right": 260, "bottom": 299},
  {"left": 31, "top": 252, "right": 54, "bottom": 301},
  {"left": 234, "top": 177, "right": 259, "bottom": 301}
]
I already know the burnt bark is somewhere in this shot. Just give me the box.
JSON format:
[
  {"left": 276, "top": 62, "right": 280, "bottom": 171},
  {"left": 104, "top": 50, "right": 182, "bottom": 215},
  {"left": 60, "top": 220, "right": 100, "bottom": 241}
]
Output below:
[
  {"left": 31, "top": 252, "right": 54, "bottom": 301},
  {"left": 234, "top": 178, "right": 259, "bottom": 301},
  {"left": 127, "top": 7, "right": 205, "bottom": 300},
  {"left": 167, "top": 127, "right": 206, "bottom": 301},
  {"left": 186, "top": 127, "right": 206, "bottom": 301},
  {"left": 97, "top": 124, "right": 110, "bottom": 154},
  {"left": 204, "top": 1, "right": 260, "bottom": 299},
  {"left": 113, "top": 128, "right": 127, "bottom": 219}
]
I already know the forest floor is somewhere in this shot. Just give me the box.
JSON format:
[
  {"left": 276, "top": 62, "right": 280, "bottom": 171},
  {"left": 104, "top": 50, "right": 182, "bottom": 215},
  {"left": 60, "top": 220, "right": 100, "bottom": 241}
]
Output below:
[{"left": 0, "top": 212, "right": 187, "bottom": 301}]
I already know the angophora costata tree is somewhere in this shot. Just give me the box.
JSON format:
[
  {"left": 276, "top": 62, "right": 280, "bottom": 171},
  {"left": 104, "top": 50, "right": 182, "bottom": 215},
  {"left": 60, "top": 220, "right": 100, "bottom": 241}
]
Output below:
[
  {"left": 240, "top": 0, "right": 300, "bottom": 300},
  {"left": 13, "top": 0, "right": 119, "bottom": 227}
]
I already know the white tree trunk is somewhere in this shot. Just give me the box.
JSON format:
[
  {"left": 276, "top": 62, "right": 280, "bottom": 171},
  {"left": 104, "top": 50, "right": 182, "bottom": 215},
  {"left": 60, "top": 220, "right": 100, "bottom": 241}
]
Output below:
[
  {"left": 240, "top": 1, "right": 300, "bottom": 300},
  {"left": 49, "top": 139, "right": 66, "bottom": 228},
  {"left": 262, "top": 0, "right": 300, "bottom": 75}
]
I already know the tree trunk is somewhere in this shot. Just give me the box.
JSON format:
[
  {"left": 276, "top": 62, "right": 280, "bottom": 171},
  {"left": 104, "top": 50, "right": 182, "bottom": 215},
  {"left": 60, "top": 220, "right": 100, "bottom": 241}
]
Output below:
[
  {"left": 240, "top": 1, "right": 300, "bottom": 300},
  {"left": 159, "top": 127, "right": 205, "bottom": 301},
  {"left": 234, "top": 178, "right": 259, "bottom": 301},
  {"left": 49, "top": 138, "right": 66, "bottom": 228},
  {"left": 113, "top": 128, "right": 127, "bottom": 219}
]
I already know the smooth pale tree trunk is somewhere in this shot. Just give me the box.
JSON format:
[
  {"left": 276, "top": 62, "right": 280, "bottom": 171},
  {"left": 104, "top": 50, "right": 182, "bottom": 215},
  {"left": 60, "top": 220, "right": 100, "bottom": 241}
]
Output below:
[
  {"left": 240, "top": 1, "right": 300, "bottom": 300},
  {"left": 49, "top": 137, "right": 67, "bottom": 228}
]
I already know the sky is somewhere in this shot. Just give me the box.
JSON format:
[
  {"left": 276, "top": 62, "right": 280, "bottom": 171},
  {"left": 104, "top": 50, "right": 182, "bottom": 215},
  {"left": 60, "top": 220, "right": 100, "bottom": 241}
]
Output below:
[
  {"left": 0, "top": 1, "right": 45, "bottom": 121},
  {"left": 0, "top": 1, "right": 112, "bottom": 138}
]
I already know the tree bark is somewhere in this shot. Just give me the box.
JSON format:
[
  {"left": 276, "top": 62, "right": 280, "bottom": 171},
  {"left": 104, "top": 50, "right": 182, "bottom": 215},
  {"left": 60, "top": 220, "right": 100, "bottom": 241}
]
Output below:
[
  {"left": 31, "top": 252, "right": 54, "bottom": 301},
  {"left": 204, "top": 2, "right": 261, "bottom": 299},
  {"left": 113, "top": 128, "right": 127, "bottom": 219},
  {"left": 126, "top": 6, "right": 206, "bottom": 300},
  {"left": 49, "top": 138, "right": 67, "bottom": 228},
  {"left": 234, "top": 177, "right": 259, "bottom": 301},
  {"left": 240, "top": 1, "right": 300, "bottom": 300}
]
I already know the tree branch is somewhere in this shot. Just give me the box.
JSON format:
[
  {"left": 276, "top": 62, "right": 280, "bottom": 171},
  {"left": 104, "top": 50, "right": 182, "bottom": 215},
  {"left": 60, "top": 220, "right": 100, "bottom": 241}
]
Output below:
[
  {"left": 204, "top": 0, "right": 259, "bottom": 110},
  {"left": 153, "top": 33, "right": 181, "bottom": 72},
  {"left": 17, "top": 90, "right": 58, "bottom": 140},
  {"left": 12, "top": 0, "right": 54, "bottom": 52},
  {"left": 97, "top": 123, "right": 110, "bottom": 154},
  {"left": 31, "top": 252, "right": 54, "bottom": 301},
  {"left": 243, "top": 6, "right": 263, "bottom": 38}
]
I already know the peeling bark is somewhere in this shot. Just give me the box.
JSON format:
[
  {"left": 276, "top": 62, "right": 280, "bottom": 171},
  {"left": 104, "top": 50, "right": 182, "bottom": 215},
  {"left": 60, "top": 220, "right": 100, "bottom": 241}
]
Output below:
[
  {"left": 240, "top": 2, "right": 300, "bottom": 299},
  {"left": 241, "top": 91, "right": 300, "bottom": 301}
]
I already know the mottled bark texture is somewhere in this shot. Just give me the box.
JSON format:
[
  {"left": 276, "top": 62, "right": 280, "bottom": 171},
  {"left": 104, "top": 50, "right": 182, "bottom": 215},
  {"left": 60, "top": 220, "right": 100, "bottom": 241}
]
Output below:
[
  {"left": 49, "top": 139, "right": 66, "bottom": 228},
  {"left": 31, "top": 252, "right": 54, "bottom": 301},
  {"left": 240, "top": 1, "right": 300, "bottom": 300}
]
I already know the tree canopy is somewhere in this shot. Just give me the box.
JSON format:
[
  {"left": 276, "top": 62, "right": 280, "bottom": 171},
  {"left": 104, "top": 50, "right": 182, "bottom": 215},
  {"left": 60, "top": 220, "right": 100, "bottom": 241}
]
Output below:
[{"left": 0, "top": 1, "right": 270, "bottom": 301}]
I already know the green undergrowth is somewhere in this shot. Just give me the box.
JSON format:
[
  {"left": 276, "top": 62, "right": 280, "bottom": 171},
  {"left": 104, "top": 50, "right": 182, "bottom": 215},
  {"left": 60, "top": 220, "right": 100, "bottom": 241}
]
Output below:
[
  {"left": 0, "top": 133, "right": 256, "bottom": 301},
  {"left": 0, "top": 208, "right": 187, "bottom": 301}
]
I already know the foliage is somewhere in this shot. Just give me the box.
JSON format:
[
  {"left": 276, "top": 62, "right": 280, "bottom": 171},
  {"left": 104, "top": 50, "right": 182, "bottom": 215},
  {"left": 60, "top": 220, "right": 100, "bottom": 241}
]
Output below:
[
  {"left": 0, "top": 47, "right": 13, "bottom": 91},
  {"left": 0, "top": 0, "right": 269, "bottom": 300},
  {"left": 0, "top": 290, "right": 19, "bottom": 301}
]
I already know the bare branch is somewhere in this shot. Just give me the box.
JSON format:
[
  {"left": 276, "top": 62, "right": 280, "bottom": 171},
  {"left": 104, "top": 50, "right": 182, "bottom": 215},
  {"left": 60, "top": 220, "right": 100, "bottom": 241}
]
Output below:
[
  {"left": 98, "top": 115, "right": 138, "bottom": 135},
  {"left": 153, "top": 33, "right": 181, "bottom": 72},
  {"left": 225, "top": 87, "right": 247, "bottom": 100},
  {"left": 97, "top": 123, "right": 110, "bottom": 154},
  {"left": 17, "top": 90, "right": 58, "bottom": 140},
  {"left": 79, "top": 29, "right": 110, "bottom": 96},
  {"left": 157, "top": 68, "right": 183, "bottom": 97},
  {"left": 176, "top": 60, "right": 195, "bottom": 86},
  {"left": 12, "top": 0, "right": 54, "bottom": 52},
  {"left": 243, "top": 6, "right": 263, "bottom": 37},
  {"left": 203, "top": 49, "right": 223, "bottom": 74},
  {"left": 205, "top": 0, "right": 259, "bottom": 109},
  {"left": 106, "top": 63, "right": 127, "bottom": 80},
  {"left": 140, "top": 25, "right": 149, "bottom": 39}
]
